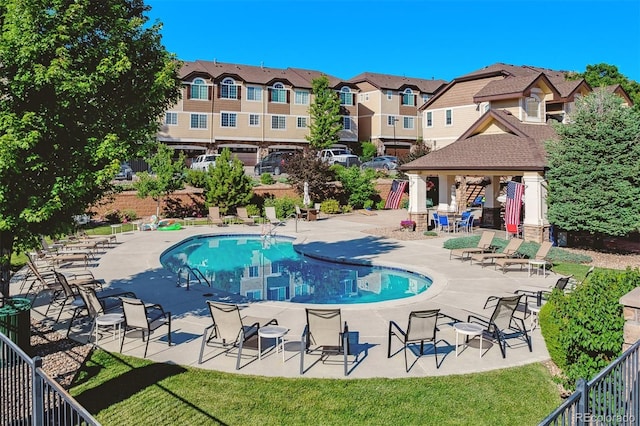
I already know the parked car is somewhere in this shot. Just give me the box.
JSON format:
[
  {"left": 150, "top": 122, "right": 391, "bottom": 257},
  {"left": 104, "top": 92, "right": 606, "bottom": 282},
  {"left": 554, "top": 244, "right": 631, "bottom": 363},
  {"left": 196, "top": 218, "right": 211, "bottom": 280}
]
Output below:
[
  {"left": 254, "top": 151, "right": 294, "bottom": 175},
  {"left": 318, "top": 148, "right": 360, "bottom": 167},
  {"left": 360, "top": 155, "right": 398, "bottom": 171},
  {"left": 115, "top": 163, "right": 133, "bottom": 180},
  {"left": 190, "top": 154, "right": 220, "bottom": 171}
]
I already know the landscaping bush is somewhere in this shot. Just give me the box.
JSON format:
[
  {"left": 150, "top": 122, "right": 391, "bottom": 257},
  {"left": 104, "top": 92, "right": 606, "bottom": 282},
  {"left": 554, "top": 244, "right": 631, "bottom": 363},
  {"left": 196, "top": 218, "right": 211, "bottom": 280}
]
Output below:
[
  {"left": 321, "top": 199, "right": 341, "bottom": 214},
  {"left": 245, "top": 204, "right": 261, "bottom": 217},
  {"left": 260, "top": 173, "right": 275, "bottom": 185},
  {"left": 185, "top": 169, "right": 208, "bottom": 188},
  {"left": 334, "top": 166, "right": 379, "bottom": 209},
  {"left": 264, "top": 196, "right": 297, "bottom": 219},
  {"left": 540, "top": 268, "right": 640, "bottom": 390},
  {"left": 376, "top": 200, "right": 386, "bottom": 210}
]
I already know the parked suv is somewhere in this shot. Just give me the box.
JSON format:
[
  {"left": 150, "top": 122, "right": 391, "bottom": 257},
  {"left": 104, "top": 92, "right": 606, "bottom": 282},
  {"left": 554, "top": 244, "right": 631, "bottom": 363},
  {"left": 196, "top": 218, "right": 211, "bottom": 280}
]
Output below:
[
  {"left": 254, "top": 151, "right": 294, "bottom": 175},
  {"left": 319, "top": 148, "right": 360, "bottom": 167},
  {"left": 190, "top": 154, "right": 220, "bottom": 171}
]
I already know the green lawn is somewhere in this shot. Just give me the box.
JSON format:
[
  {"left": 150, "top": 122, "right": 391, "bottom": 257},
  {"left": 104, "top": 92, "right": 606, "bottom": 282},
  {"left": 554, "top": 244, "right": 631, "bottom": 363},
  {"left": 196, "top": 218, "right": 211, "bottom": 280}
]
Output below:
[{"left": 70, "top": 351, "right": 560, "bottom": 426}]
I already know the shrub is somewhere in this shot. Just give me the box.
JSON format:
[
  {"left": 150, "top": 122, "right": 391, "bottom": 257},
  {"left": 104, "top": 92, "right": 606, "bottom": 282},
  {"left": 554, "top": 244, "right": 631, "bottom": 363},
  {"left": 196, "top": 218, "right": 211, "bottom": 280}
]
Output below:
[
  {"left": 541, "top": 269, "right": 640, "bottom": 390},
  {"left": 264, "top": 196, "right": 297, "bottom": 219},
  {"left": 360, "top": 141, "right": 377, "bottom": 162},
  {"left": 185, "top": 169, "right": 208, "bottom": 188},
  {"left": 400, "top": 198, "right": 409, "bottom": 209},
  {"left": 245, "top": 204, "right": 261, "bottom": 217},
  {"left": 376, "top": 200, "right": 386, "bottom": 210},
  {"left": 363, "top": 199, "right": 374, "bottom": 209},
  {"left": 260, "top": 173, "right": 274, "bottom": 185},
  {"left": 334, "top": 166, "right": 378, "bottom": 209},
  {"left": 423, "top": 230, "right": 438, "bottom": 237},
  {"left": 104, "top": 210, "right": 122, "bottom": 224},
  {"left": 321, "top": 199, "right": 341, "bottom": 214},
  {"left": 121, "top": 209, "right": 137, "bottom": 222},
  {"left": 341, "top": 204, "right": 353, "bottom": 213}
]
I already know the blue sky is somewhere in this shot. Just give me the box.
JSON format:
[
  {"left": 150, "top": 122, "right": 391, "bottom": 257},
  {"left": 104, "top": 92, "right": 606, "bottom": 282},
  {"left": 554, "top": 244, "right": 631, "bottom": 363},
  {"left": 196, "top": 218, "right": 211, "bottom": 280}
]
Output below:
[{"left": 145, "top": 0, "right": 640, "bottom": 83}]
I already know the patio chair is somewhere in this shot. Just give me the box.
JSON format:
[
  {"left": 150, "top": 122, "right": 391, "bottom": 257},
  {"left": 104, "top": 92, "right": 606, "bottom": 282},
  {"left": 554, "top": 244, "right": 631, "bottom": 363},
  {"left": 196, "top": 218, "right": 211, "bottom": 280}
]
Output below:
[
  {"left": 49, "top": 271, "right": 104, "bottom": 322},
  {"left": 207, "top": 207, "right": 224, "bottom": 226},
  {"left": 456, "top": 212, "right": 474, "bottom": 233},
  {"left": 469, "top": 238, "right": 524, "bottom": 267},
  {"left": 300, "top": 308, "right": 353, "bottom": 376},
  {"left": 72, "top": 285, "right": 137, "bottom": 342},
  {"left": 294, "top": 205, "right": 307, "bottom": 220},
  {"left": 198, "top": 301, "right": 278, "bottom": 369},
  {"left": 494, "top": 241, "right": 553, "bottom": 273},
  {"left": 515, "top": 274, "right": 574, "bottom": 309},
  {"left": 236, "top": 207, "right": 255, "bottom": 225},
  {"left": 438, "top": 214, "right": 454, "bottom": 233},
  {"left": 449, "top": 230, "right": 496, "bottom": 261},
  {"left": 387, "top": 309, "right": 442, "bottom": 372},
  {"left": 467, "top": 294, "right": 532, "bottom": 358},
  {"left": 431, "top": 212, "right": 440, "bottom": 232},
  {"left": 265, "top": 206, "right": 283, "bottom": 226},
  {"left": 120, "top": 297, "right": 172, "bottom": 358}
]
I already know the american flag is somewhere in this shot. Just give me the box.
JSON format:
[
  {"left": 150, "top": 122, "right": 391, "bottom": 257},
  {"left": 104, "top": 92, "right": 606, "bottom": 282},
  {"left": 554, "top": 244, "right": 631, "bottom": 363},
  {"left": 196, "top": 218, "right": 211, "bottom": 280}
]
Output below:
[
  {"left": 505, "top": 181, "right": 524, "bottom": 233},
  {"left": 385, "top": 180, "right": 408, "bottom": 209}
]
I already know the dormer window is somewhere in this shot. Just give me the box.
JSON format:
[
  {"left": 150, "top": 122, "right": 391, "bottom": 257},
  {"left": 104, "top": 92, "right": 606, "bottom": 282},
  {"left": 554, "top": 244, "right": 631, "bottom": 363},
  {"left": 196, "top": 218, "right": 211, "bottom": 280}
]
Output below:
[
  {"left": 401, "top": 89, "right": 416, "bottom": 106},
  {"left": 270, "top": 82, "right": 286, "bottom": 103},
  {"left": 525, "top": 95, "right": 541, "bottom": 122},
  {"left": 339, "top": 87, "right": 353, "bottom": 106},
  {"left": 190, "top": 78, "right": 208, "bottom": 100},
  {"left": 220, "top": 77, "right": 238, "bottom": 99}
]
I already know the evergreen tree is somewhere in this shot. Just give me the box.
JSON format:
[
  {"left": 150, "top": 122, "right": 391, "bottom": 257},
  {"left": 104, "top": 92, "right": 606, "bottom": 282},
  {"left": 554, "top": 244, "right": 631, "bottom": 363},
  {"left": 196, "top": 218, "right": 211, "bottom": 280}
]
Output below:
[
  {"left": 134, "top": 143, "right": 186, "bottom": 216},
  {"left": 545, "top": 90, "right": 640, "bottom": 239},
  {"left": 205, "top": 148, "right": 253, "bottom": 214},
  {"left": 306, "top": 76, "right": 343, "bottom": 150},
  {"left": 569, "top": 63, "right": 640, "bottom": 112},
  {"left": 0, "top": 0, "right": 181, "bottom": 298}
]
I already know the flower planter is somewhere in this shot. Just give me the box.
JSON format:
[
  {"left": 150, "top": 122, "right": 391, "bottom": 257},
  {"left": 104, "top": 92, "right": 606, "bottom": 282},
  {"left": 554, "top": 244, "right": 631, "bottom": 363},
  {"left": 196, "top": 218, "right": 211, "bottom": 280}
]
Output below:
[{"left": 400, "top": 220, "right": 416, "bottom": 232}]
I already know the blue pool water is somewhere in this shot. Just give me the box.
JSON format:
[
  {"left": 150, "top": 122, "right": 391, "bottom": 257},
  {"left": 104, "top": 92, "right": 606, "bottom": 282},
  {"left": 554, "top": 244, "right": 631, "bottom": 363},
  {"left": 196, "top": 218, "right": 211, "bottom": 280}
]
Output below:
[{"left": 160, "top": 235, "right": 432, "bottom": 304}]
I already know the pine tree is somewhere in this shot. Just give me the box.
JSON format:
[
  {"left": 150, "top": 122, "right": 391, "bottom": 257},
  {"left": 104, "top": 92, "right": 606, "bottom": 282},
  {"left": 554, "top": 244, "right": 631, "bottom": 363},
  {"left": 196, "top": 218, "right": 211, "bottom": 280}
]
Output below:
[{"left": 205, "top": 148, "right": 253, "bottom": 214}]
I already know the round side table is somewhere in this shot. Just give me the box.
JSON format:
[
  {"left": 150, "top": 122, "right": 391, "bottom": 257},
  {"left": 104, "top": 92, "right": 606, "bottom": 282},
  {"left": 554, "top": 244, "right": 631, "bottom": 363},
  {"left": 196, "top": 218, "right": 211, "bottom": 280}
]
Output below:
[
  {"left": 258, "top": 325, "right": 289, "bottom": 362},
  {"left": 453, "top": 322, "right": 484, "bottom": 358}
]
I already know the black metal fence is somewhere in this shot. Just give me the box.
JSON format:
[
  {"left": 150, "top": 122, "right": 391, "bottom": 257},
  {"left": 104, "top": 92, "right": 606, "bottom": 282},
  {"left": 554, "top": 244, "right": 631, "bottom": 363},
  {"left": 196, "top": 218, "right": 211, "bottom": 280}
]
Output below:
[
  {"left": 539, "top": 340, "right": 639, "bottom": 425},
  {"left": 1, "top": 331, "right": 100, "bottom": 425}
]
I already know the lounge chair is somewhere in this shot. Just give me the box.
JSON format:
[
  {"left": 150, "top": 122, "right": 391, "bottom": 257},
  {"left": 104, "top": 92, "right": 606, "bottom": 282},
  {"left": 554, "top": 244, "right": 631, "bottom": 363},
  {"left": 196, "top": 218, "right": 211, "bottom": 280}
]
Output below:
[
  {"left": 470, "top": 238, "right": 524, "bottom": 267},
  {"left": 198, "top": 301, "right": 278, "bottom": 369},
  {"left": 294, "top": 205, "right": 307, "bottom": 220},
  {"left": 72, "top": 285, "right": 137, "bottom": 341},
  {"left": 31, "top": 247, "right": 90, "bottom": 268},
  {"left": 207, "top": 207, "right": 224, "bottom": 226},
  {"left": 120, "top": 297, "right": 172, "bottom": 358},
  {"left": 494, "top": 241, "right": 553, "bottom": 274},
  {"left": 388, "top": 309, "right": 443, "bottom": 371},
  {"left": 140, "top": 215, "right": 159, "bottom": 231},
  {"left": 467, "top": 294, "right": 532, "bottom": 358},
  {"left": 235, "top": 207, "right": 255, "bottom": 225},
  {"left": 515, "top": 274, "right": 574, "bottom": 308},
  {"left": 300, "top": 308, "right": 354, "bottom": 376},
  {"left": 48, "top": 271, "right": 104, "bottom": 322},
  {"left": 449, "top": 230, "right": 496, "bottom": 261},
  {"left": 265, "top": 206, "right": 283, "bottom": 226}
]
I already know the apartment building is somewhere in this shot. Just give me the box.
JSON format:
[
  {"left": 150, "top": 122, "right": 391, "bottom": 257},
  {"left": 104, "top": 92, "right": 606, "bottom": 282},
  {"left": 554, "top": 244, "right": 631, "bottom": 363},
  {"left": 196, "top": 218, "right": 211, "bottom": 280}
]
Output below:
[
  {"left": 349, "top": 72, "right": 446, "bottom": 157},
  {"left": 158, "top": 60, "right": 360, "bottom": 166}
]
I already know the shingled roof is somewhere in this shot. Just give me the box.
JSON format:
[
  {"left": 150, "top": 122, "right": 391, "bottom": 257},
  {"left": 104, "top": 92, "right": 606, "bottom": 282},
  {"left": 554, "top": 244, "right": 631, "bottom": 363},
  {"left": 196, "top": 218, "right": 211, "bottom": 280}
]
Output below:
[
  {"left": 401, "top": 109, "right": 557, "bottom": 173},
  {"left": 349, "top": 71, "right": 446, "bottom": 93}
]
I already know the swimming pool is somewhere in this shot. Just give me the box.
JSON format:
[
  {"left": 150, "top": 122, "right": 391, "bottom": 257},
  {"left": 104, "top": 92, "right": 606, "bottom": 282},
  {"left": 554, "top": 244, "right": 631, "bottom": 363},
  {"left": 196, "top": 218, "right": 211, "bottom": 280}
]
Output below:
[{"left": 160, "top": 235, "right": 432, "bottom": 304}]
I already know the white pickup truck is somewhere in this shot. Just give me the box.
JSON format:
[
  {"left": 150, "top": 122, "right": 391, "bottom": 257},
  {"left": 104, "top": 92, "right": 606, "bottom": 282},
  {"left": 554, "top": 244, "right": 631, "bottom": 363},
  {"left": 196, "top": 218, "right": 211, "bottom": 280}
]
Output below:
[{"left": 319, "top": 149, "right": 360, "bottom": 167}]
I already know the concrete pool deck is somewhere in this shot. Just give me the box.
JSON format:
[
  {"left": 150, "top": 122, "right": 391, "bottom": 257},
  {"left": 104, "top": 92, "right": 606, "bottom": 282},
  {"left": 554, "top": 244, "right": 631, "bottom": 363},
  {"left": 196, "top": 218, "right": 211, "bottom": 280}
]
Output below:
[{"left": 20, "top": 210, "right": 555, "bottom": 379}]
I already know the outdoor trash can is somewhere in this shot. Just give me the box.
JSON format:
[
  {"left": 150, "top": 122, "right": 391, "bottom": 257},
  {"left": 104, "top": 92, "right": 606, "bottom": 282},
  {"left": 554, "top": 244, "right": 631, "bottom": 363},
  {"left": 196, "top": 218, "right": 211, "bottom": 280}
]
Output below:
[{"left": 0, "top": 297, "right": 31, "bottom": 355}]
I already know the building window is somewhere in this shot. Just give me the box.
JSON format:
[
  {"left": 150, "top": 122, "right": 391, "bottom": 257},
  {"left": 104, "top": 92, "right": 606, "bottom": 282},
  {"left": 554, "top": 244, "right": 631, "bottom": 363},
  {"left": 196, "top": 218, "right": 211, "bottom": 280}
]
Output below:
[
  {"left": 297, "top": 117, "right": 307, "bottom": 128},
  {"left": 401, "top": 89, "right": 415, "bottom": 106},
  {"left": 190, "top": 78, "right": 208, "bottom": 100},
  {"left": 388, "top": 115, "right": 398, "bottom": 126},
  {"left": 249, "top": 114, "right": 260, "bottom": 127},
  {"left": 426, "top": 111, "right": 433, "bottom": 127},
  {"left": 445, "top": 109, "right": 452, "bottom": 126},
  {"left": 272, "top": 115, "right": 286, "bottom": 129},
  {"left": 221, "top": 112, "right": 237, "bottom": 127},
  {"left": 295, "top": 90, "right": 309, "bottom": 105},
  {"left": 220, "top": 77, "right": 238, "bottom": 99},
  {"left": 525, "top": 95, "right": 541, "bottom": 120},
  {"left": 339, "top": 87, "right": 353, "bottom": 106},
  {"left": 422, "top": 94, "right": 430, "bottom": 104},
  {"left": 343, "top": 116, "right": 351, "bottom": 130},
  {"left": 247, "top": 86, "right": 262, "bottom": 101},
  {"left": 403, "top": 117, "right": 414, "bottom": 129},
  {"left": 270, "top": 83, "right": 286, "bottom": 103},
  {"left": 190, "top": 113, "right": 207, "bottom": 129},
  {"left": 386, "top": 90, "right": 393, "bottom": 100},
  {"left": 246, "top": 289, "right": 261, "bottom": 300},
  {"left": 365, "top": 93, "right": 369, "bottom": 101},
  {"left": 248, "top": 266, "right": 259, "bottom": 278},
  {"left": 164, "top": 112, "right": 177, "bottom": 126}
]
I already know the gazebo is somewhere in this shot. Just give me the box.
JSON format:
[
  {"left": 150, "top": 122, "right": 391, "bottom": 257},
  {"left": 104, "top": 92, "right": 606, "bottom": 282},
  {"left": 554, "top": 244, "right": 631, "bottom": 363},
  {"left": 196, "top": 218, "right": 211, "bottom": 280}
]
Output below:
[{"left": 401, "top": 109, "right": 558, "bottom": 243}]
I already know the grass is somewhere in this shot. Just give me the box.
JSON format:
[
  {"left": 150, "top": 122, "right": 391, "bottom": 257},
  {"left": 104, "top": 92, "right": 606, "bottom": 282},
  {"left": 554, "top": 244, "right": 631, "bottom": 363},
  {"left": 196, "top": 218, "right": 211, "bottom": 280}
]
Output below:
[{"left": 70, "top": 350, "right": 561, "bottom": 426}]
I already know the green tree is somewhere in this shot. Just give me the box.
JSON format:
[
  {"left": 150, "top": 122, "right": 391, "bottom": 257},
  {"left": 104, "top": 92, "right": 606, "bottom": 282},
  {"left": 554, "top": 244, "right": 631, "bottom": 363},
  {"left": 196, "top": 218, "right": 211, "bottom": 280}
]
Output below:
[
  {"left": 0, "top": 0, "right": 181, "bottom": 298},
  {"left": 134, "top": 143, "right": 186, "bottom": 217},
  {"left": 204, "top": 148, "right": 253, "bottom": 214},
  {"left": 360, "top": 141, "right": 377, "bottom": 162},
  {"left": 545, "top": 90, "right": 640, "bottom": 239},
  {"left": 335, "top": 166, "right": 379, "bottom": 209},
  {"left": 306, "top": 75, "right": 343, "bottom": 150},
  {"left": 285, "top": 149, "right": 335, "bottom": 203},
  {"left": 569, "top": 63, "right": 640, "bottom": 112}
]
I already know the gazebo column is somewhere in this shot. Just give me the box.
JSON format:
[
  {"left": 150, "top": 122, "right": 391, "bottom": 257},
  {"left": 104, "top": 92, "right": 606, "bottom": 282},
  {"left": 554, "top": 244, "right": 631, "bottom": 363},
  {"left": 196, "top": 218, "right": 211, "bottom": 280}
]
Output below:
[
  {"left": 481, "top": 175, "right": 502, "bottom": 229},
  {"left": 407, "top": 174, "right": 429, "bottom": 231},
  {"left": 522, "top": 172, "right": 549, "bottom": 243},
  {"left": 437, "top": 174, "right": 456, "bottom": 212}
]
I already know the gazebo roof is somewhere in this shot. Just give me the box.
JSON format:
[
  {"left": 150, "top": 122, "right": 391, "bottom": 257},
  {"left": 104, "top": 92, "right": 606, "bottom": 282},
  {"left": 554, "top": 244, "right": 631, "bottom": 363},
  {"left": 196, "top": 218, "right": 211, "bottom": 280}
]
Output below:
[{"left": 401, "top": 109, "right": 558, "bottom": 173}]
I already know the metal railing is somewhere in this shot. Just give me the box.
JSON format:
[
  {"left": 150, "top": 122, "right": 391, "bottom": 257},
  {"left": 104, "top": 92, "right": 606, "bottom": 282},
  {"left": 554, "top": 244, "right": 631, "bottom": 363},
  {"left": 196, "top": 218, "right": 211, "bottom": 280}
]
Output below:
[
  {"left": 176, "top": 266, "right": 211, "bottom": 291},
  {"left": 540, "top": 340, "right": 639, "bottom": 425},
  {"left": 1, "top": 331, "right": 100, "bottom": 425}
]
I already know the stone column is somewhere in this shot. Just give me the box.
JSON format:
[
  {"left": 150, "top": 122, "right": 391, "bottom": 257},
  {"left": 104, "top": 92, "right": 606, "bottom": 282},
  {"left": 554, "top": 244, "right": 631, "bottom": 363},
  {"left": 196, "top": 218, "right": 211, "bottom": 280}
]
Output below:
[
  {"left": 407, "top": 173, "right": 428, "bottom": 231},
  {"left": 620, "top": 287, "right": 640, "bottom": 351}
]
